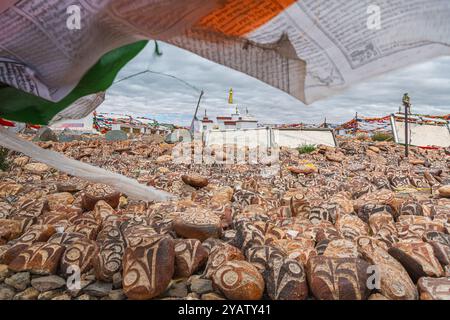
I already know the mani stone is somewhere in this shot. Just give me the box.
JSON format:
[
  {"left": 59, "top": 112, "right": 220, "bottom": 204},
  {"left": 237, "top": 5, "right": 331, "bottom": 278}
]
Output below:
[
  {"left": 323, "top": 239, "right": 360, "bottom": 259},
  {"left": 94, "top": 200, "right": 117, "bottom": 222},
  {"left": 0, "top": 182, "right": 23, "bottom": 198},
  {"left": 122, "top": 226, "right": 159, "bottom": 248},
  {"left": 212, "top": 260, "right": 264, "bottom": 300},
  {"left": 122, "top": 237, "right": 175, "bottom": 300},
  {"left": 203, "top": 243, "right": 244, "bottom": 279},
  {"left": 105, "top": 130, "right": 127, "bottom": 142},
  {"left": 308, "top": 205, "right": 337, "bottom": 225},
  {"left": 272, "top": 238, "right": 316, "bottom": 267},
  {"left": 48, "top": 232, "right": 87, "bottom": 245},
  {"left": 13, "top": 225, "right": 56, "bottom": 245},
  {"left": 173, "top": 239, "right": 208, "bottom": 278},
  {"left": 335, "top": 214, "right": 369, "bottom": 240},
  {"left": 246, "top": 245, "right": 286, "bottom": 274},
  {"left": 399, "top": 201, "right": 424, "bottom": 217},
  {"left": 1, "top": 243, "right": 29, "bottom": 265},
  {"left": 307, "top": 256, "right": 371, "bottom": 300},
  {"left": 0, "top": 219, "right": 23, "bottom": 242},
  {"left": 93, "top": 240, "right": 125, "bottom": 282},
  {"left": 423, "top": 231, "right": 450, "bottom": 246},
  {"left": 315, "top": 239, "right": 330, "bottom": 256},
  {"left": 417, "top": 277, "right": 450, "bottom": 300},
  {"left": 81, "top": 191, "right": 121, "bottom": 211},
  {"left": 265, "top": 258, "right": 308, "bottom": 300},
  {"left": 31, "top": 275, "right": 66, "bottom": 292},
  {"left": 388, "top": 242, "right": 444, "bottom": 282},
  {"left": 46, "top": 192, "right": 74, "bottom": 211},
  {"left": 357, "top": 204, "right": 394, "bottom": 223},
  {"left": 356, "top": 237, "right": 418, "bottom": 300},
  {"left": 8, "top": 242, "right": 65, "bottom": 275},
  {"left": 23, "top": 163, "right": 50, "bottom": 175},
  {"left": 173, "top": 208, "right": 222, "bottom": 241},
  {"left": 60, "top": 239, "right": 99, "bottom": 275},
  {"left": 211, "top": 186, "right": 234, "bottom": 205},
  {"left": 0, "top": 264, "right": 10, "bottom": 282},
  {"left": 233, "top": 221, "right": 265, "bottom": 254},
  {"left": 368, "top": 212, "right": 395, "bottom": 235},
  {"left": 427, "top": 241, "right": 450, "bottom": 267}
]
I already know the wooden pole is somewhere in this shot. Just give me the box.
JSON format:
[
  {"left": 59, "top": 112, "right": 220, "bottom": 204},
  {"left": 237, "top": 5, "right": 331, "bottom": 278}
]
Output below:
[{"left": 404, "top": 104, "right": 409, "bottom": 158}]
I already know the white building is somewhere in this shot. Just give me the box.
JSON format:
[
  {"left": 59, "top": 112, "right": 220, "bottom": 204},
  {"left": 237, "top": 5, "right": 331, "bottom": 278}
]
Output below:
[
  {"left": 194, "top": 89, "right": 259, "bottom": 133},
  {"left": 197, "top": 112, "right": 216, "bottom": 133},
  {"left": 50, "top": 112, "right": 96, "bottom": 133}
]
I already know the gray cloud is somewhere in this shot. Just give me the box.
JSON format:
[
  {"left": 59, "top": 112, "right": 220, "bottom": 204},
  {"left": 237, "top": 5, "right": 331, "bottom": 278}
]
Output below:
[{"left": 99, "top": 42, "right": 450, "bottom": 125}]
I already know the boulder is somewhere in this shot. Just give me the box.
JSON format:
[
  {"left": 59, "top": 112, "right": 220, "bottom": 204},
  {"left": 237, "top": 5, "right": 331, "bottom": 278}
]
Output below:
[
  {"left": 190, "top": 278, "right": 213, "bottom": 295},
  {"left": 31, "top": 275, "right": 66, "bottom": 292},
  {"left": 13, "top": 287, "right": 40, "bottom": 300},
  {"left": 83, "top": 281, "right": 113, "bottom": 298},
  {"left": 0, "top": 284, "right": 15, "bottom": 300},
  {"left": 181, "top": 175, "right": 209, "bottom": 188},
  {"left": 4, "top": 272, "right": 30, "bottom": 291},
  {"left": 438, "top": 185, "right": 450, "bottom": 198}
]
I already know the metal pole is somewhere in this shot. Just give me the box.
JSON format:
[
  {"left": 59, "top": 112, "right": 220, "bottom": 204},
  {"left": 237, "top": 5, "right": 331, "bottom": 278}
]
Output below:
[
  {"left": 190, "top": 90, "right": 204, "bottom": 134},
  {"left": 404, "top": 104, "right": 409, "bottom": 158}
]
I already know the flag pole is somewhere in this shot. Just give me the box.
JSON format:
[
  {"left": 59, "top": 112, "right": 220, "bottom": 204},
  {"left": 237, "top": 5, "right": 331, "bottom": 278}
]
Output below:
[{"left": 404, "top": 104, "right": 409, "bottom": 158}]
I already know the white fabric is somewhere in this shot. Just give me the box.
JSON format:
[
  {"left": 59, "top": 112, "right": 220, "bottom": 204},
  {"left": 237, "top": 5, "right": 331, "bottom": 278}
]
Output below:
[{"left": 0, "top": 127, "right": 174, "bottom": 202}]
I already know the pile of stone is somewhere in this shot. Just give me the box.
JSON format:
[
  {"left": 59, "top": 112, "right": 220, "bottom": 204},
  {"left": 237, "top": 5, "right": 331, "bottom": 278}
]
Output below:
[{"left": 0, "top": 136, "right": 449, "bottom": 300}]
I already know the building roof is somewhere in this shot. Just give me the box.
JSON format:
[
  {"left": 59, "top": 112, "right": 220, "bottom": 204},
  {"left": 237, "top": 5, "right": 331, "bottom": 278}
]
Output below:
[
  {"left": 201, "top": 117, "right": 214, "bottom": 123},
  {"left": 237, "top": 119, "right": 258, "bottom": 123}
]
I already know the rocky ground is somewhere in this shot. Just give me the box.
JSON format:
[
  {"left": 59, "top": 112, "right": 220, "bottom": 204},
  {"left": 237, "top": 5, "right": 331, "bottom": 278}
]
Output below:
[{"left": 0, "top": 135, "right": 450, "bottom": 300}]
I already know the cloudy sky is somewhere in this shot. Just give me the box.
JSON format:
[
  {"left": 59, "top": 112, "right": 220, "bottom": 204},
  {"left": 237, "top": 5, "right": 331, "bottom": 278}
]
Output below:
[{"left": 98, "top": 42, "right": 450, "bottom": 126}]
